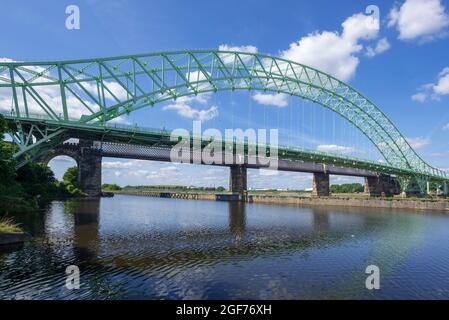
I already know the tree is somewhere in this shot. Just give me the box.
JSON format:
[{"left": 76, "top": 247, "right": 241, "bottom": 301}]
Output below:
[
  {"left": 62, "top": 166, "right": 85, "bottom": 196},
  {"left": 330, "top": 183, "right": 364, "bottom": 193},
  {"left": 0, "top": 115, "right": 78, "bottom": 214},
  {"left": 16, "top": 162, "right": 56, "bottom": 196},
  {"left": 102, "top": 184, "right": 121, "bottom": 191},
  {"left": 0, "top": 115, "right": 32, "bottom": 213},
  {"left": 63, "top": 166, "right": 79, "bottom": 187}
]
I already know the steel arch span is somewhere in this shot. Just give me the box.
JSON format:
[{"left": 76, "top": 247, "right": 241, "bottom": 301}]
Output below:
[{"left": 0, "top": 50, "right": 446, "bottom": 180}]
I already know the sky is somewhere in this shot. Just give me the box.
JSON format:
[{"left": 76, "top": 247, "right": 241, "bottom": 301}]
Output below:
[{"left": 2, "top": 0, "right": 449, "bottom": 189}]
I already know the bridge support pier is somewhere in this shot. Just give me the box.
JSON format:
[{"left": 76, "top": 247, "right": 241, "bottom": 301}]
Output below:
[
  {"left": 78, "top": 140, "right": 102, "bottom": 197},
  {"left": 229, "top": 165, "right": 247, "bottom": 195},
  {"left": 364, "top": 175, "right": 401, "bottom": 197},
  {"left": 399, "top": 176, "right": 428, "bottom": 198},
  {"left": 312, "top": 172, "right": 330, "bottom": 197}
]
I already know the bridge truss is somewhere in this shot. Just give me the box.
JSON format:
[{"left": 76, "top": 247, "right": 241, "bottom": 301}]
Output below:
[{"left": 0, "top": 50, "right": 447, "bottom": 189}]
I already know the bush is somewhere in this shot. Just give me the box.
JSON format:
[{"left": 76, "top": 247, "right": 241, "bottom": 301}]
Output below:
[
  {"left": 102, "top": 183, "right": 122, "bottom": 191},
  {"left": 330, "top": 183, "right": 364, "bottom": 193}
]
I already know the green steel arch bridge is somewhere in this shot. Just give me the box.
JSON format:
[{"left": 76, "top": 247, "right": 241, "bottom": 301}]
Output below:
[{"left": 0, "top": 50, "right": 447, "bottom": 196}]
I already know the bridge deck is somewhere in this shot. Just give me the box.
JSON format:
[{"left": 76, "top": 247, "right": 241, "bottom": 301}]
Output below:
[{"left": 4, "top": 115, "right": 448, "bottom": 181}]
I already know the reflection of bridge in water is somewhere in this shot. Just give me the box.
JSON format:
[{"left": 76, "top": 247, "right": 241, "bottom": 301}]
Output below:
[{"left": 65, "top": 198, "right": 396, "bottom": 270}]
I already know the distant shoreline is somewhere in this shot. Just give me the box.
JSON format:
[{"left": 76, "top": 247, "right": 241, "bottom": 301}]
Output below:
[{"left": 110, "top": 190, "right": 449, "bottom": 212}]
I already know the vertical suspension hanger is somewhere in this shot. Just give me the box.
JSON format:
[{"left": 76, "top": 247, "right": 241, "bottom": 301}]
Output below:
[
  {"left": 322, "top": 106, "right": 325, "bottom": 147},
  {"left": 231, "top": 90, "right": 235, "bottom": 130},
  {"left": 301, "top": 98, "right": 304, "bottom": 148},
  {"left": 289, "top": 96, "right": 293, "bottom": 147},
  {"left": 312, "top": 100, "right": 315, "bottom": 149},
  {"left": 276, "top": 100, "right": 283, "bottom": 144},
  {"left": 332, "top": 107, "right": 337, "bottom": 148},
  {"left": 248, "top": 92, "right": 252, "bottom": 129},
  {"left": 264, "top": 104, "right": 266, "bottom": 133}
]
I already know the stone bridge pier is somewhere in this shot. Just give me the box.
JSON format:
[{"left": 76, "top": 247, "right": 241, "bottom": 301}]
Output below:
[
  {"left": 77, "top": 140, "right": 102, "bottom": 197},
  {"left": 312, "top": 172, "right": 330, "bottom": 197},
  {"left": 364, "top": 175, "right": 401, "bottom": 197},
  {"left": 229, "top": 165, "right": 247, "bottom": 195},
  {"left": 38, "top": 140, "right": 102, "bottom": 197},
  {"left": 312, "top": 172, "right": 401, "bottom": 198}
]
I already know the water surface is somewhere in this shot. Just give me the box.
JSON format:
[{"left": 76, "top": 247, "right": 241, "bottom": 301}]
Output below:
[{"left": 1, "top": 195, "right": 449, "bottom": 299}]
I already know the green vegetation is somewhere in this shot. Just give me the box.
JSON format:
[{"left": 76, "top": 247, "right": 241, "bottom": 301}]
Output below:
[
  {"left": 62, "top": 166, "right": 85, "bottom": 196},
  {"left": 0, "top": 217, "right": 23, "bottom": 233},
  {"left": 330, "top": 183, "right": 364, "bottom": 193},
  {"left": 102, "top": 183, "right": 122, "bottom": 191},
  {"left": 0, "top": 115, "right": 83, "bottom": 217}
]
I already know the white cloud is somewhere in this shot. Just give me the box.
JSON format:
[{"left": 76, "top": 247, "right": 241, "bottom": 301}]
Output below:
[
  {"left": 48, "top": 156, "right": 77, "bottom": 164},
  {"left": 145, "top": 166, "right": 180, "bottom": 179},
  {"left": 163, "top": 104, "right": 218, "bottom": 121},
  {"left": 430, "top": 150, "right": 449, "bottom": 157},
  {"left": 411, "top": 92, "right": 428, "bottom": 102},
  {"left": 102, "top": 159, "right": 146, "bottom": 169},
  {"left": 316, "top": 144, "right": 355, "bottom": 155},
  {"left": 185, "top": 93, "right": 211, "bottom": 104},
  {"left": 412, "top": 67, "right": 449, "bottom": 101},
  {"left": 108, "top": 115, "right": 132, "bottom": 125},
  {"left": 103, "top": 161, "right": 135, "bottom": 169},
  {"left": 130, "top": 169, "right": 150, "bottom": 177},
  {"left": 443, "top": 123, "right": 449, "bottom": 130},
  {"left": 251, "top": 92, "right": 288, "bottom": 107},
  {"left": 433, "top": 67, "right": 449, "bottom": 95},
  {"left": 162, "top": 93, "right": 219, "bottom": 121},
  {"left": 388, "top": 0, "right": 449, "bottom": 41},
  {"left": 280, "top": 12, "right": 380, "bottom": 81},
  {"left": 258, "top": 169, "right": 279, "bottom": 176},
  {"left": 0, "top": 58, "right": 15, "bottom": 63},
  {"left": 366, "top": 38, "right": 391, "bottom": 57},
  {"left": 218, "top": 44, "right": 258, "bottom": 64},
  {"left": 82, "top": 79, "right": 129, "bottom": 101},
  {"left": 186, "top": 70, "right": 208, "bottom": 82},
  {"left": 406, "top": 136, "right": 431, "bottom": 149}
]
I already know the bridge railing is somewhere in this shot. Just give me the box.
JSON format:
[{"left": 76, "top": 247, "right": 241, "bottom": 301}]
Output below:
[{"left": 3, "top": 111, "right": 448, "bottom": 180}]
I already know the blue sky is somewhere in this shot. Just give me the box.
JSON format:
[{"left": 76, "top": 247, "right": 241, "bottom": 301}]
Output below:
[{"left": 2, "top": 0, "right": 449, "bottom": 189}]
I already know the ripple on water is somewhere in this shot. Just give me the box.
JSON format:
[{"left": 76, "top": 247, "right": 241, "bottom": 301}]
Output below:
[{"left": 1, "top": 196, "right": 449, "bottom": 299}]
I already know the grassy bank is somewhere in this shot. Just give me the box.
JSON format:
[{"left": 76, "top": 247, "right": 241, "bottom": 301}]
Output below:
[{"left": 0, "top": 217, "right": 23, "bottom": 234}]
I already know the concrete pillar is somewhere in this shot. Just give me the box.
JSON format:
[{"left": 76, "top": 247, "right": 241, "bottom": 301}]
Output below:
[
  {"left": 229, "top": 165, "right": 247, "bottom": 194},
  {"left": 312, "top": 172, "right": 329, "bottom": 197},
  {"left": 78, "top": 140, "right": 102, "bottom": 197},
  {"left": 364, "top": 175, "right": 401, "bottom": 197}
]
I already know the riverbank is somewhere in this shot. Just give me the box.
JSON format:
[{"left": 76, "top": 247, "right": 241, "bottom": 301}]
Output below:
[
  {"left": 0, "top": 218, "right": 25, "bottom": 246},
  {"left": 112, "top": 190, "right": 449, "bottom": 212}
]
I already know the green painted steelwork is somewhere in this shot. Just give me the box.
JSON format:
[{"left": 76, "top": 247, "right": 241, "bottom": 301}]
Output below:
[
  {"left": 0, "top": 50, "right": 447, "bottom": 182},
  {"left": 4, "top": 114, "right": 447, "bottom": 185}
]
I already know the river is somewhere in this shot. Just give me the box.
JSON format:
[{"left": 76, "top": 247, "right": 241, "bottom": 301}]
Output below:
[{"left": 1, "top": 195, "right": 449, "bottom": 299}]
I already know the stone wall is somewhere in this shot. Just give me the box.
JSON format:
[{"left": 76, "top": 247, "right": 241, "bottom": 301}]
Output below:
[
  {"left": 114, "top": 191, "right": 449, "bottom": 212},
  {"left": 249, "top": 194, "right": 449, "bottom": 211}
]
